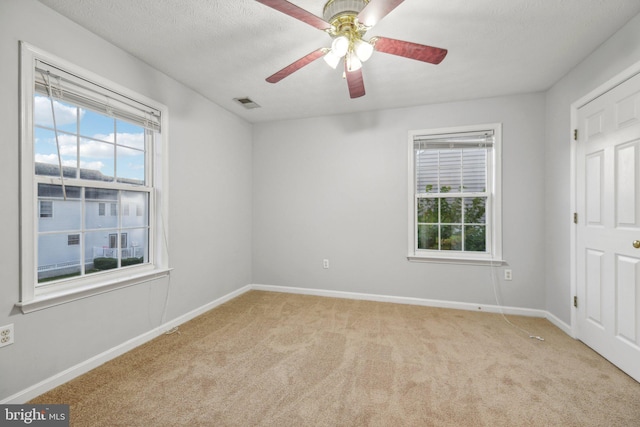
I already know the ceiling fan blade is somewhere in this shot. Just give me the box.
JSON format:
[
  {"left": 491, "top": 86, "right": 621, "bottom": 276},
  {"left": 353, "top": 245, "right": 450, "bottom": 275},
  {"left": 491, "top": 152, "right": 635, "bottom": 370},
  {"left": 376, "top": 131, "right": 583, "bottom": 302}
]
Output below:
[
  {"left": 345, "top": 64, "right": 365, "bottom": 99},
  {"left": 266, "top": 48, "right": 327, "bottom": 83},
  {"left": 357, "top": 0, "right": 404, "bottom": 27},
  {"left": 372, "top": 36, "right": 448, "bottom": 64},
  {"left": 256, "top": 0, "right": 331, "bottom": 30}
]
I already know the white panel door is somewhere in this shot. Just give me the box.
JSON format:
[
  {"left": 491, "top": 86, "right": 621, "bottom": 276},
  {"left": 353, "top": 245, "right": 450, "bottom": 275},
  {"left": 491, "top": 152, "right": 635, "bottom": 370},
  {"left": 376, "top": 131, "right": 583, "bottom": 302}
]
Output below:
[{"left": 576, "top": 71, "right": 640, "bottom": 383}]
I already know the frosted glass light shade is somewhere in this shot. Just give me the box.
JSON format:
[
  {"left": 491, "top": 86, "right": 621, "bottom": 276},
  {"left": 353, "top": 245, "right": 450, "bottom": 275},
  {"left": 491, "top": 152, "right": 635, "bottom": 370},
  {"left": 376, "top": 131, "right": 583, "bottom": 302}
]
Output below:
[
  {"left": 323, "top": 50, "right": 341, "bottom": 69},
  {"left": 354, "top": 39, "right": 374, "bottom": 62},
  {"left": 331, "top": 36, "right": 349, "bottom": 57}
]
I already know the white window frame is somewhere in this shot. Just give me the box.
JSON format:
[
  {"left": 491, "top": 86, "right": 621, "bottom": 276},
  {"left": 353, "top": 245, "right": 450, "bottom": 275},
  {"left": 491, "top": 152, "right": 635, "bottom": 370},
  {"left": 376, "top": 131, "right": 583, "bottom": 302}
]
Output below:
[
  {"left": 407, "top": 123, "right": 503, "bottom": 265},
  {"left": 17, "top": 42, "right": 170, "bottom": 313}
]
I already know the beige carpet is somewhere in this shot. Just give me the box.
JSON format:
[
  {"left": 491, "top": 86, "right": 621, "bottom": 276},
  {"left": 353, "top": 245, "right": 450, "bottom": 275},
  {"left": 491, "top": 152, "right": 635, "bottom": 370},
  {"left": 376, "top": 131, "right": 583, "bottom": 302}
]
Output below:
[{"left": 31, "top": 290, "right": 640, "bottom": 426}]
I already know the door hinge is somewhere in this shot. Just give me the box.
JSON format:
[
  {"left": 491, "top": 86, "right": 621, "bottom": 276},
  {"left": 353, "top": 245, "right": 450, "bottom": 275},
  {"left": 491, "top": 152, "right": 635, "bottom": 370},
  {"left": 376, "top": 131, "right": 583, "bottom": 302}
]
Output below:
[
  {"left": 573, "top": 212, "right": 578, "bottom": 224},
  {"left": 573, "top": 296, "right": 578, "bottom": 308},
  {"left": 573, "top": 129, "right": 578, "bottom": 141}
]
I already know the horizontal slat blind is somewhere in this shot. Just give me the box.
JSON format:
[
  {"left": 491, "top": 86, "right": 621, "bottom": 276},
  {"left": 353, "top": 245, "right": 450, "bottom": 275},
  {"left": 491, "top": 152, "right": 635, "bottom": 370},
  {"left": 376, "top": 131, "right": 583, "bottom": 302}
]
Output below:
[
  {"left": 34, "top": 59, "right": 161, "bottom": 132},
  {"left": 414, "top": 130, "right": 492, "bottom": 194}
]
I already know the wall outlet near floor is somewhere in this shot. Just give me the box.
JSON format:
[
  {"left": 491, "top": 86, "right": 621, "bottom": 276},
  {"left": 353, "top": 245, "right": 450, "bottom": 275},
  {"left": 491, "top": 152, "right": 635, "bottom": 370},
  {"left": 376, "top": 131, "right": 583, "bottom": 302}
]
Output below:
[
  {"left": 504, "top": 269, "right": 513, "bottom": 281},
  {"left": 0, "top": 324, "right": 14, "bottom": 348},
  {"left": 323, "top": 259, "right": 329, "bottom": 269}
]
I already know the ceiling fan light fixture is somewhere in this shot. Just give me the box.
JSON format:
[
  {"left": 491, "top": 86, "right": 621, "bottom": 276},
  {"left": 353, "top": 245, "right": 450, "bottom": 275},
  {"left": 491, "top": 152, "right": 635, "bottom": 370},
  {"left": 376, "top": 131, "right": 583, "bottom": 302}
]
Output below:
[
  {"left": 323, "top": 50, "right": 341, "bottom": 69},
  {"left": 331, "top": 35, "right": 350, "bottom": 57},
  {"left": 346, "top": 52, "right": 362, "bottom": 72},
  {"left": 354, "top": 38, "right": 374, "bottom": 62}
]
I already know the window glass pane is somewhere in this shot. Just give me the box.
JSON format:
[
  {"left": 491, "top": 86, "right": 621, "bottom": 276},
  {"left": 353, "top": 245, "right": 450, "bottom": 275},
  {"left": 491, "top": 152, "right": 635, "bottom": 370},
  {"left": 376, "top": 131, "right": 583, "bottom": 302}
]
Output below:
[
  {"left": 124, "top": 228, "right": 148, "bottom": 264},
  {"left": 416, "top": 149, "right": 438, "bottom": 193},
  {"left": 34, "top": 95, "right": 79, "bottom": 134},
  {"left": 37, "top": 233, "right": 81, "bottom": 284},
  {"left": 462, "top": 148, "right": 486, "bottom": 192},
  {"left": 440, "top": 225, "right": 462, "bottom": 251},
  {"left": 117, "top": 146, "right": 145, "bottom": 184},
  {"left": 464, "top": 225, "right": 486, "bottom": 252},
  {"left": 86, "top": 188, "right": 118, "bottom": 229},
  {"left": 464, "top": 197, "right": 486, "bottom": 224},
  {"left": 116, "top": 120, "right": 145, "bottom": 150},
  {"left": 79, "top": 109, "right": 115, "bottom": 142},
  {"left": 80, "top": 138, "right": 115, "bottom": 181},
  {"left": 121, "top": 191, "right": 148, "bottom": 228},
  {"left": 38, "top": 184, "right": 81, "bottom": 199},
  {"left": 35, "top": 128, "right": 78, "bottom": 178},
  {"left": 440, "top": 197, "right": 462, "bottom": 224},
  {"left": 38, "top": 199, "right": 81, "bottom": 232},
  {"left": 417, "top": 224, "right": 438, "bottom": 250},
  {"left": 86, "top": 230, "right": 117, "bottom": 274},
  {"left": 438, "top": 149, "right": 462, "bottom": 192},
  {"left": 417, "top": 198, "right": 438, "bottom": 223}
]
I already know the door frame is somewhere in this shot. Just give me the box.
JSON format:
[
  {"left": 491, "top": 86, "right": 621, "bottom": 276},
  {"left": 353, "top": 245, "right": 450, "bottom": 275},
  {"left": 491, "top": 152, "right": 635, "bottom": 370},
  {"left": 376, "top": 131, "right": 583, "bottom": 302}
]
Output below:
[{"left": 570, "top": 59, "right": 640, "bottom": 339}]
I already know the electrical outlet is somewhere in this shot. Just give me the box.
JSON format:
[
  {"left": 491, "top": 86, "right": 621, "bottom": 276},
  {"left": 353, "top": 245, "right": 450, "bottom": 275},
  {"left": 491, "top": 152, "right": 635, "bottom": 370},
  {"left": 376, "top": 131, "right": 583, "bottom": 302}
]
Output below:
[
  {"left": 0, "top": 324, "right": 14, "bottom": 348},
  {"left": 504, "top": 269, "right": 512, "bottom": 281},
  {"left": 323, "top": 259, "right": 329, "bottom": 269}
]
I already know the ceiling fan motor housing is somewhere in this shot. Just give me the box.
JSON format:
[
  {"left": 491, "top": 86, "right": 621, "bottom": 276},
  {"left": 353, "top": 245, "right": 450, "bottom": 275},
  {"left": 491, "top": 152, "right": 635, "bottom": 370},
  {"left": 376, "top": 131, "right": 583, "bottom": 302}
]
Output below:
[{"left": 323, "top": 0, "right": 368, "bottom": 23}]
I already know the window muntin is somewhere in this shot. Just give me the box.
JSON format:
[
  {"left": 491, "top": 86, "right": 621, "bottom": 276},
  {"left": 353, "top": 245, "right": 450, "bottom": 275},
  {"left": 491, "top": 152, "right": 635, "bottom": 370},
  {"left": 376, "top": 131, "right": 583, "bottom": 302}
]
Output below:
[
  {"left": 20, "top": 43, "right": 168, "bottom": 309},
  {"left": 409, "top": 125, "right": 502, "bottom": 262}
]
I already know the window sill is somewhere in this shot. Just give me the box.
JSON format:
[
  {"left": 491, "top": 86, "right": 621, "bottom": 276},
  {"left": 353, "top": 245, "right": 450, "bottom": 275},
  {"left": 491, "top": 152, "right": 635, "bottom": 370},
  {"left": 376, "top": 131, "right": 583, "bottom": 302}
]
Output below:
[
  {"left": 407, "top": 255, "right": 505, "bottom": 266},
  {"left": 16, "top": 267, "right": 172, "bottom": 314}
]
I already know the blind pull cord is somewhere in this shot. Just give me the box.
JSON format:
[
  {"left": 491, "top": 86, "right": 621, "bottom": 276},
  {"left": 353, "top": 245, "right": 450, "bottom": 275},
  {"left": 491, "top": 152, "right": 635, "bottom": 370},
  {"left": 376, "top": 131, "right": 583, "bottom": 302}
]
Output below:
[{"left": 42, "top": 71, "right": 67, "bottom": 200}]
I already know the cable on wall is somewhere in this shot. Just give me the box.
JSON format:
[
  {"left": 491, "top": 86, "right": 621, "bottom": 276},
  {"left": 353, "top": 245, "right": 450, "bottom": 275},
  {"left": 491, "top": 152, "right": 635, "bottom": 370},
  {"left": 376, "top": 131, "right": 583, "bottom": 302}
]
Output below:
[
  {"left": 489, "top": 260, "right": 544, "bottom": 341},
  {"left": 41, "top": 71, "right": 67, "bottom": 200}
]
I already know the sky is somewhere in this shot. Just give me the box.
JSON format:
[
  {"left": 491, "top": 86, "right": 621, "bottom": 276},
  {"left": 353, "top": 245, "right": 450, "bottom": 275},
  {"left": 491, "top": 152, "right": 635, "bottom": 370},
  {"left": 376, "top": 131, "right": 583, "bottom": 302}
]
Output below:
[{"left": 34, "top": 95, "right": 146, "bottom": 182}]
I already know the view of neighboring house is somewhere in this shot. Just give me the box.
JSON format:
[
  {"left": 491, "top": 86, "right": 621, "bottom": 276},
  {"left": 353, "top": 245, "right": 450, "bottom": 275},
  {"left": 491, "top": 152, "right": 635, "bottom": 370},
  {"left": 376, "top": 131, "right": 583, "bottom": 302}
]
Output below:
[{"left": 36, "top": 163, "right": 148, "bottom": 282}]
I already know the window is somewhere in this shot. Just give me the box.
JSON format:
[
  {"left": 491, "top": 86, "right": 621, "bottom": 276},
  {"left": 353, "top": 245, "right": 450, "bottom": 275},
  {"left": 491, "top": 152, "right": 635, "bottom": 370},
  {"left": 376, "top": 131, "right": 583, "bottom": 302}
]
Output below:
[
  {"left": 39, "top": 200, "right": 53, "bottom": 218},
  {"left": 18, "top": 42, "right": 169, "bottom": 313},
  {"left": 408, "top": 124, "right": 502, "bottom": 263}
]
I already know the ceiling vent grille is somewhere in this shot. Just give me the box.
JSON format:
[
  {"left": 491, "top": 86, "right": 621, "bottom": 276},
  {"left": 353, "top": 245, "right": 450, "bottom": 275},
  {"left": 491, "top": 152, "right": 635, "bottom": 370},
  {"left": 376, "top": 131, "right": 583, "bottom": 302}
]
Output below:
[{"left": 233, "top": 97, "right": 261, "bottom": 109}]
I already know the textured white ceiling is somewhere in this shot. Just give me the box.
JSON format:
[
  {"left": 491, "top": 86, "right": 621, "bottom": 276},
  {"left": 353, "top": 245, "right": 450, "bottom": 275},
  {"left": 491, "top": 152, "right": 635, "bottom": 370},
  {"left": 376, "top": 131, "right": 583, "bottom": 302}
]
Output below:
[{"left": 37, "top": 0, "right": 640, "bottom": 123}]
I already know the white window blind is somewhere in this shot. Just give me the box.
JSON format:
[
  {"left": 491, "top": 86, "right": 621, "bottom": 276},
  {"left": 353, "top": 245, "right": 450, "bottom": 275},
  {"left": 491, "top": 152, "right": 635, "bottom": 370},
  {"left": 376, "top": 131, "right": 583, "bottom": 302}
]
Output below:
[
  {"left": 414, "top": 130, "right": 493, "bottom": 196},
  {"left": 34, "top": 59, "right": 161, "bottom": 132}
]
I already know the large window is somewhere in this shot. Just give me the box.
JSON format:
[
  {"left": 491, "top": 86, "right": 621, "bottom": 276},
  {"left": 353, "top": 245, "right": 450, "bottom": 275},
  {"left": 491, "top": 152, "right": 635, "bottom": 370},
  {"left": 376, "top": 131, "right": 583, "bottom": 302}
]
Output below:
[
  {"left": 408, "top": 124, "right": 502, "bottom": 263},
  {"left": 19, "top": 43, "right": 169, "bottom": 312}
]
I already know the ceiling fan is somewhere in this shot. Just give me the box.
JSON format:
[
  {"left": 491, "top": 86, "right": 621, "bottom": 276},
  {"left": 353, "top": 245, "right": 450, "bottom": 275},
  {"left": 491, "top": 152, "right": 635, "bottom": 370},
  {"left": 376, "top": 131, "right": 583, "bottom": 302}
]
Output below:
[{"left": 256, "top": 0, "right": 448, "bottom": 98}]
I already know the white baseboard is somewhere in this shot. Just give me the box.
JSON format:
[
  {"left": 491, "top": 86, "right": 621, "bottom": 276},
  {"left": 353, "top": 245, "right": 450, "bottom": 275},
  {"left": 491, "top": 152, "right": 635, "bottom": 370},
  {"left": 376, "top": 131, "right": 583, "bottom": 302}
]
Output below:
[
  {"left": 250, "top": 284, "right": 549, "bottom": 318},
  {"left": 1, "top": 285, "right": 253, "bottom": 404},
  {"left": 3, "top": 283, "right": 573, "bottom": 404},
  {"left": 545, "top": 310, "right": 574, "bottom": 337}
]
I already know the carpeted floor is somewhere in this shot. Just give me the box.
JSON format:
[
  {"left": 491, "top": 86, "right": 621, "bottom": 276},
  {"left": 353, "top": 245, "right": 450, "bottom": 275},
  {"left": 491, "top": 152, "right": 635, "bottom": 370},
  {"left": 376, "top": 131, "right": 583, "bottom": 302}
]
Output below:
[{"left": 31, "top": 290, "right": 640, "bottom": 426}]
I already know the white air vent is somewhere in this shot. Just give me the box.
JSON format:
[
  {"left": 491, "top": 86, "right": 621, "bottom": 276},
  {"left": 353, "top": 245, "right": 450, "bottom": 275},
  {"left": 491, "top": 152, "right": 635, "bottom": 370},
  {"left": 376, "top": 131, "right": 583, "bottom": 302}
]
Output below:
[{"left": 233, "top": 97, "right": 261, "bottom": 109}]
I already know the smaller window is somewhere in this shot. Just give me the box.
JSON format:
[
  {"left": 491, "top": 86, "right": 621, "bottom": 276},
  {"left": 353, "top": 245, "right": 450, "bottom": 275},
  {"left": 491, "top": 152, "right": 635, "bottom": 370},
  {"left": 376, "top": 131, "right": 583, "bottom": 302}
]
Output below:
[
  {"left": 67, "top": 234, "right": 80, "bottom": 246},
  {"left": 110, "top": 202, "right": 117, "bottom": 216},
  {"left": 39, "top": 200, "right": 53, "bottom": 218},
  {"left": 98, "top": 202, "right": 106, "bottom": 216},
  {"left": 408, "top": 124, "right": 502, "bottom": 263},
  {"left": 123, "top": 204, "right": 130, "bottom": 216}
]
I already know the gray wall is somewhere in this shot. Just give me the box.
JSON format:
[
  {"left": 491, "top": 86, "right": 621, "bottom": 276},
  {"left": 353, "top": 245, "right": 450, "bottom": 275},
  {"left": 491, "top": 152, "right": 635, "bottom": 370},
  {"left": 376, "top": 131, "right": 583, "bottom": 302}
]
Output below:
[
  {"left": 544, "top": 13, "right": 640, "bottom": 324},
  {"left": 253, "top": 93, "right": 547, "bottom": 309},
  {"left": 0, "top": 0, "right": 252, "bottom": 400}
]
